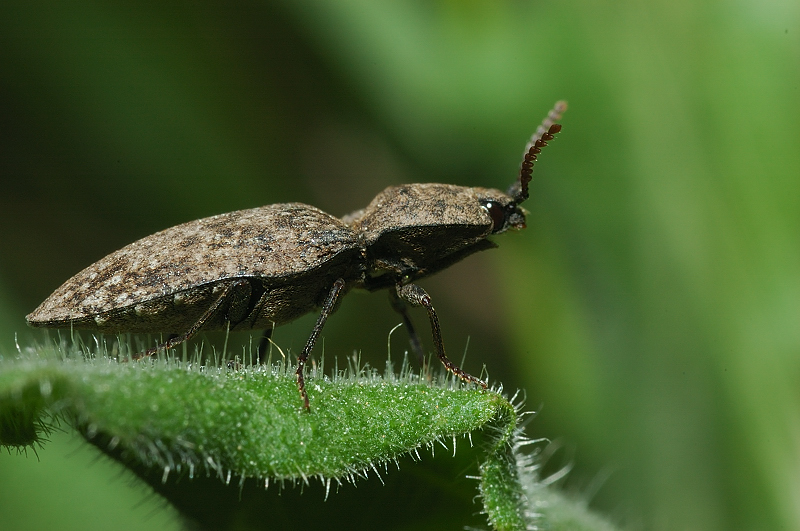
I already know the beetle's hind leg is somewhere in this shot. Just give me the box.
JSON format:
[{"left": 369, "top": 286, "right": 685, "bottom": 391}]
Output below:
[
  {"left": 395, "top": 282, "right": 487, "bottom": 389},
  {"left": 130, "top": 279, "right": 252, "bottom": 361}
]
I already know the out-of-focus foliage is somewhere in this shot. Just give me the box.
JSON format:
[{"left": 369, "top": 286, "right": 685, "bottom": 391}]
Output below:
[{"left": 0, "top": 0, "right": 797, "bottom": 530}]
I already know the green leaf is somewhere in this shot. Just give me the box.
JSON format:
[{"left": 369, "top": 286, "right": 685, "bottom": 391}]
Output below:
[{"left": 0, "top": 341, "right": 618, "bottom": 531}]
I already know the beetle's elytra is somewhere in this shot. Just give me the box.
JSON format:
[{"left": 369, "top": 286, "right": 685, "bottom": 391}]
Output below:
[{"left": 27, "top": 101, "right": 566, "bottom": 410}]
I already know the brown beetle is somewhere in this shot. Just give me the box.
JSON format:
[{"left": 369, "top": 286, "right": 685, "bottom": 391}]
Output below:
[{"left": 27, "top": 102, "right": 566, "bottom": 409}]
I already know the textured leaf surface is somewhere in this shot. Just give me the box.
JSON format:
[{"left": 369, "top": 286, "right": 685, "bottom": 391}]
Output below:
[
  {"left": 0, "top": 346, "right": 618, "bottom": 531},
  {"left": 0, "top": 355, "right": 494, "bottom": 476}
]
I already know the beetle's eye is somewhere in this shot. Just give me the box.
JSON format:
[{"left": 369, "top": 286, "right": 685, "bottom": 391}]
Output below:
[{"left": 481, "top": 201, "right": 506, "bottom": 233}]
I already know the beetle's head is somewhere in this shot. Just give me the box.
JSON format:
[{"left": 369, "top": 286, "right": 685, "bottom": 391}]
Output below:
[
  {"left": 504, "top": 100, "right": 567, "bottom": 211},
  {"left": 352, "top": 101, "right": 565, "bottom": 287}
]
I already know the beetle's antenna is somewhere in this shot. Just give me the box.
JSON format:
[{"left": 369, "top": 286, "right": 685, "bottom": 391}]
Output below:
[
  {"left": 510, "top": 100, "right": 567, "bottom": 203},
  {"left": 527, "top": 100, "right": 568, "bottom": 154}
]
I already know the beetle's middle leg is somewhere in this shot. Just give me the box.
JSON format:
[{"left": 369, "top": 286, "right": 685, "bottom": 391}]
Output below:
[
  {"left": 296, "top": 278, "right": 347, "bottom": 411},
  {"left": 131, "top": 279, "right": 252, "bottom": 360},
  {"left": 395, "top": 282, "right": 487, "bottom": 389}
]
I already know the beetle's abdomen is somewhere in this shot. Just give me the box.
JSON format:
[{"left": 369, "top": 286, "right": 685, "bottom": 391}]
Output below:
[
  {"left": 29, "top": 283, "right": 226, "bottom": 334},
  {"left": 27, "top": 203, "right": 363, "bottom": 331}
]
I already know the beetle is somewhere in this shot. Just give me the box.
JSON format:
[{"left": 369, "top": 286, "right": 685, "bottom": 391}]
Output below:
[{"left": 27, "top": 101, "right": 566, "bottom": 410}]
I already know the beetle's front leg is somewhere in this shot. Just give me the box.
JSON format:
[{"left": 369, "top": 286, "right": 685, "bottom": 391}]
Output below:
[
  {"left": 395, "top": 283, "right": 487, "bottom": 389},
  {"left": 296, "top": 278, "right": 347, "bottom": 410}
]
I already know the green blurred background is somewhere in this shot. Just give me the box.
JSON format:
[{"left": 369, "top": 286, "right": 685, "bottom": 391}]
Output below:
[{"left": 1, "top": 1, "right": 798, "bottom": 529}]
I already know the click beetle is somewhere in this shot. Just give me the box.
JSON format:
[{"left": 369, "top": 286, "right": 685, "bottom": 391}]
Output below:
[{"left": 27, "top": 101, "right": 566, "bottom": 409}]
